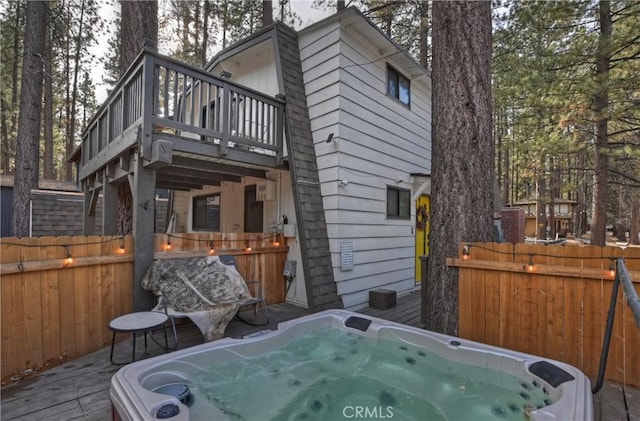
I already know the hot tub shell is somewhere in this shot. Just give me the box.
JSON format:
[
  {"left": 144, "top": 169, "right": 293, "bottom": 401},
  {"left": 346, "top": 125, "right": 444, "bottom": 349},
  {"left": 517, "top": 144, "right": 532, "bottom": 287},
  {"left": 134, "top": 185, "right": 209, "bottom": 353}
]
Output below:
[{"left": 110, "top": 310, "right": 593, "bottom": 421}]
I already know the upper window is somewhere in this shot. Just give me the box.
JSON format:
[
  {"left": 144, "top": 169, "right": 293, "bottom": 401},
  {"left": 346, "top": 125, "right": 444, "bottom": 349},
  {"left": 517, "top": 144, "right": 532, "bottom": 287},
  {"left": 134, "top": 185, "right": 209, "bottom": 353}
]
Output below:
[
  {"left": 387, "top": 65, "right": 410, "bottom": 106},
  {"left": 192, "top": 194, "right": 221, "bottom": 231},
  {"left": 387, "top": 186, "right": 411, "bottom": 219}
]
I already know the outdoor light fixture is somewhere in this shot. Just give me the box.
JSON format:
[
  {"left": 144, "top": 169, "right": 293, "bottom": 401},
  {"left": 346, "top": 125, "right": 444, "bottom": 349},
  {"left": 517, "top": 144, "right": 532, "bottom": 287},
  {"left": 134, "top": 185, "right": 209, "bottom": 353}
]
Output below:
[
  {"left": 462, "top": 245, "right": 471, "bottom": 260},
  {"left": 209, "top": 241, "right": 216, "bottom": 255},
  {"left": 609, "top": 258, "right": 616, "bottom": 277},
  {"left": 119, "top": 238, "right": 126, "bottom": 254},
  {"left": 325, "top": 133, "right": 335, "bottom": 143},
  {"left": 528, "top": 254, "right": 534, "bottom": 272},
  {"left": 245, "top": 241, "right": 252, "bottom": 252},
  {"left": 166, "top": 241, "right": 172, "bottom": 251},
  {"left": 64, "top": 245, "right": 73, "bottom": 265}
]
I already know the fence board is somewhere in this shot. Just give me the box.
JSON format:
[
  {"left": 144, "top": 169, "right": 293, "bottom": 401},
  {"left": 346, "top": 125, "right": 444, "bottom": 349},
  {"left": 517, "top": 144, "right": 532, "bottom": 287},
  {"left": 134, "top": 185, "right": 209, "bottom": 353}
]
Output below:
[
  {"left": 22, "top": 238, "right": 44, "bottom": 378},
  {"left": 485, "top": 243, "right": 510, "bottom": 345},
  {"left": 583, "top": 245, "right": 605, "bottom": 383},
  {"left": 513, "top": 243, "right": 533, "bottom": 355},
  {"left": 452, "top": 242, "right": 640, "bottom": 388},
  {"left": 72, "top": 238, "right": 89, "bottom": 357},
  {"left": 56, "top": 237, "right": 76, "bottom": 363},
  {"left": 40, "top": 237, "right": 61, "bottom": 369},
  {"left": 604, "top": 246, "right": 626, "bottom": 385},
  {"left": 1, "top": 239, "right": 24, "bottom": 382},
  {"left": 545, "top": 244, "right": 566, "bottom": 363}
]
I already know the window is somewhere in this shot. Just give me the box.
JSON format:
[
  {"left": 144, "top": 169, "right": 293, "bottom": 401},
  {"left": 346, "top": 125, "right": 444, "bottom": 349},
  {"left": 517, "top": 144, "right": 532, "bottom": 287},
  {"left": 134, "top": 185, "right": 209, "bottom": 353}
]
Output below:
[
  {"left": 387, "top": 65, "right": 410, "bottom": 106},
  {"left": 387, "top": 186, "right": 411, "bottom": 219},
  {"left": 192, "top": 194, "right": 220, "bottom": 231}
]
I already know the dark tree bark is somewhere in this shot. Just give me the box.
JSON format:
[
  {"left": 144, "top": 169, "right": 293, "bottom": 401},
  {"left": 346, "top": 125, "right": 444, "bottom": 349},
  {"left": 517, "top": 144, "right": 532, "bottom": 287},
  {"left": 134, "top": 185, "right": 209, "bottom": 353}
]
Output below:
[
  {"left": 418, "top": 1, "right": 429, "bottom": 69},
  {"left": 262, "top": 1, "right": 273, "bottom": 26},
  {"left": 631, "top": 197, "right": 639, "bottom": 245},
  {"left": 120, "top": 1, "right": 158, "bottom": 75},
  {"left": 2, "top": 1, "right": 22, "bottom": 174},
  {"left": 591, "top": 0, "right": 611, "bottom": 247},
  {"left": 337, "top": 0, "right": 346, "bottom": 12},
  {"left": 424, "top": 0, "right": 493, "bottom": 335},
  {"left": 66, "top": 0, "right": 85, "bottom": 181},
  {"left": 13, "top": 0, "right": 47, "bottom": 237},
  {"left": 201, "top": 0, "right": 210, "bottom": 67},
  {"left": 43, "top": 12, "right": 55, "bottom": 180},
  {"left": 117, "top": 1, "right": 158, "bottom": 235}
]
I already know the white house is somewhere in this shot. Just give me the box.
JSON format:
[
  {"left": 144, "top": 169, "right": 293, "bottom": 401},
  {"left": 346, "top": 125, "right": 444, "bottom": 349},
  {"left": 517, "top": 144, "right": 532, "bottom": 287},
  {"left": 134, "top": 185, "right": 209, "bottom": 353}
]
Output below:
[
  {"left": 167, "top": 8, "right": 432, "bottom": 309},
  {"left": 78, "top": 7, "right": 431, "bottom": 312}
]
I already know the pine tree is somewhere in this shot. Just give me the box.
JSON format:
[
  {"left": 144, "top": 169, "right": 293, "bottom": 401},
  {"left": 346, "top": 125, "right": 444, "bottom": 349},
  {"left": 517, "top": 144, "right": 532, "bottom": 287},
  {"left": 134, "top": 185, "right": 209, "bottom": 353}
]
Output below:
[
  {"left": 14, "top": 0, "right": 47, "bottom": 237},
  {"left": 425, "top": 1, "right": 494, "bottom": 335}
]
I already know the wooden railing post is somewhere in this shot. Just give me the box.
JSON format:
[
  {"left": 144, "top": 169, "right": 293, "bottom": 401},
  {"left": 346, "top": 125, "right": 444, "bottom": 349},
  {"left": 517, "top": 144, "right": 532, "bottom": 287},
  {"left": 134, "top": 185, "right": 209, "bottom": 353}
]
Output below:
[
  {"left": 275, "top": 94, "right": 285, "bottom": 164},
  {"left": 141, "top": 48, "right": 156, "bottom": 162},
  {"left": 221, "top": 81, "right": 231, "bottom": 156}
]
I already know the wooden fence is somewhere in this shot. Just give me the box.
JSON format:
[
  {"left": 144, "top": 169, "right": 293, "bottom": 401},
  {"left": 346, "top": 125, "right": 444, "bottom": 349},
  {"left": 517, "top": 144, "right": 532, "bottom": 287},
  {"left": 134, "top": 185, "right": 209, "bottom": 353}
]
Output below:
[
  {"left": 0, "top": 232, "right": 288, "bottom": 386},
  {"left": 450, "top": 242, "right": 640, "bottom": 388},
  {"left": 0, "top": 235, "right": 134, "bottom": 386}
]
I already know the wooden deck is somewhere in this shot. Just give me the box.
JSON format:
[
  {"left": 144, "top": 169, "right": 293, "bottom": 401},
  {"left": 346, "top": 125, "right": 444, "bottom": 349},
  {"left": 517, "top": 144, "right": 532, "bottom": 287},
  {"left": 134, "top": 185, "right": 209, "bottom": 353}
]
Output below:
[{"left": 1, "top": 292, "right": 637, "bottom": 420}]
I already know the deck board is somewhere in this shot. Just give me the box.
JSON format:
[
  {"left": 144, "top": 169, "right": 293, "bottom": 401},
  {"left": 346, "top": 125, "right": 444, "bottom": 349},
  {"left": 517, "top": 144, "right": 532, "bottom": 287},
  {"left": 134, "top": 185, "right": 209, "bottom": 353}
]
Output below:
[{"left": 1, "top": 293, "right": 636, "bottom": 421}]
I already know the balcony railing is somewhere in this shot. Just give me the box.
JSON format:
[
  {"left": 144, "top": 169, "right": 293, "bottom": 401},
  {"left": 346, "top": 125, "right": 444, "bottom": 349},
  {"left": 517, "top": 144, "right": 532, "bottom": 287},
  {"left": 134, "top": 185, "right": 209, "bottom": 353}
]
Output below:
[{"left": 79, "top": 45, "right": 285, "bottom": 181}]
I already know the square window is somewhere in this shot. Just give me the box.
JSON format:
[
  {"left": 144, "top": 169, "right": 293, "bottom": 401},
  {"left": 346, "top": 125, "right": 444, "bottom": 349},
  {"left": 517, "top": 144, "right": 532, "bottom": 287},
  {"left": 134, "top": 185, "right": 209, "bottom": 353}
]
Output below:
[
  {"left": 193, "top": 194, "right": 220, "bottom": 231},
  {"left": 387, "top": 65, "right": 410, "bottom": 106},
  {"left": 387, "top": 186, "right": 411, "bottom": 219}
]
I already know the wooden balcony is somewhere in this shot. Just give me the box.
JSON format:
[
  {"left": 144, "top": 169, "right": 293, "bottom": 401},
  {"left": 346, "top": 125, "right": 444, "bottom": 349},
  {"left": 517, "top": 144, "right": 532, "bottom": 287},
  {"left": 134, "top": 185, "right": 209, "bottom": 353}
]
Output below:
[{"left": 78, "top": 44, "right": 286, "bottom": 185}]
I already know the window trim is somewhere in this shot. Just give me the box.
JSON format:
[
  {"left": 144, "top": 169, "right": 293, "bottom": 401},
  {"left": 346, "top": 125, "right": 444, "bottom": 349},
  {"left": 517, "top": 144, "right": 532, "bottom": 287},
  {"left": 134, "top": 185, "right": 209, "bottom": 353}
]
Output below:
[
  {"left": 387, "top": 65, "right": 411, "bottom": 107},
  {"left": 386, "top": 186, "right": 411, "bottom": 220}
]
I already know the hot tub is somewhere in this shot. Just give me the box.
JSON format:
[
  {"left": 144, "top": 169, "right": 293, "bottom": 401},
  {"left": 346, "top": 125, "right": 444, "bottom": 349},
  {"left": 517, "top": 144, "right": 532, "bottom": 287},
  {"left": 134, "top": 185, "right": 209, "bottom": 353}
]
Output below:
[{"left": 110, "top": 310, "right": 593, "bottom": 421}]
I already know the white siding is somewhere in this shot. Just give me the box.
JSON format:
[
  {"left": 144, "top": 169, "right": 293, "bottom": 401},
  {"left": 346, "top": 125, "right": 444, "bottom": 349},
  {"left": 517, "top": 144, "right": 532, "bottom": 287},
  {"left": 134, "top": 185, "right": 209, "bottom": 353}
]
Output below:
[
  {"left": 212, "top": 40, "right": 279, "bottom": 96},
  {"left": 300, "top": 19, "right": 432, "bottom": 310}
]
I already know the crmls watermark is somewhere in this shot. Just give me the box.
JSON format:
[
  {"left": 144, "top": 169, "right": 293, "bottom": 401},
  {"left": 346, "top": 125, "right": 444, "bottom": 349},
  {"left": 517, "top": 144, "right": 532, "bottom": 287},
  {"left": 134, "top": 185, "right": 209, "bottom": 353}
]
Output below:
[{"left": 342, "top": 406, "right": 394, "bottom": 419}]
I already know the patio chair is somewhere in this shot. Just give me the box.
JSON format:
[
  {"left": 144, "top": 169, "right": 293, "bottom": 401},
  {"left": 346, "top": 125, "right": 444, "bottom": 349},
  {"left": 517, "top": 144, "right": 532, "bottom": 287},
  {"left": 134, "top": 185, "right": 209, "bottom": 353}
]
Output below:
[
  {"left": 218, "top": 255, "right": 270, "bottom": 326},
  {"left": 151, "top": 295, "right": 186, "bottom": 349},
  {"left": 143, "top": 256, "right": 250, "bottom": 341}
]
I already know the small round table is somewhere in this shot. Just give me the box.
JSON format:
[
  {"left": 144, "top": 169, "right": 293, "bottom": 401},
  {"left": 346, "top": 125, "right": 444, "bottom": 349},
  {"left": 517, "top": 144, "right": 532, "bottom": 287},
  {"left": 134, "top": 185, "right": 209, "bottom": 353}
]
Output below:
[{"left": 109, "top": 311, "right": 169, "bottom": 364}]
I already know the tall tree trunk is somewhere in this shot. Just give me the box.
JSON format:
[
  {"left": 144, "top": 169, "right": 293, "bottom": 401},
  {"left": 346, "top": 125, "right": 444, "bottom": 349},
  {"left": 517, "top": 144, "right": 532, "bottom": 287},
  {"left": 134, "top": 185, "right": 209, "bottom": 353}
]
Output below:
[
  {"left": 64, "top": 4, "right": 71, "bottom": 180},
  {"left": 418, "top": 1, "right": 429, "bottom": 69},
  {"left": 5, "top": 1, "right": 22, "bottom": 175},
  {"left": 591, "top": 0, "right": 611, "bottom": 247},
  {"left": 10, "top": 1, "right": 20, "bottom": 135},
  {"left": 1, "top": 97, "right": 9, "bottom": 174},
  {"left": 201, "top": 0, "right": 210, "bottom": 67},
  {"left": 222, "top": 1, "right": 228, "bottom": 48},
  {"left": 631, "top": 196, "right": 639, "bottom": 246},
  {"left": 118, "top": 0, "right": 158, "bottom": 235},
  {"left": 43, "top": 13, "right": 55, "bottom": 180},
  {"left": 121, "top": 1, "right": 158, "bottom": 75},
  {"left": 262, "top": 1, "right": 273, "bottom": 26},
  {"left": 536, "top": 170, "right": 547, "bottom": 239},
  {"left": 13, "top": 0, "right": 47, "bottom": 237},
  {"left": 424, "top": 0, "right": 493, "bottom": 335},
  {"left": 66, "top": 0, "right": 85, "bottom": 181}
]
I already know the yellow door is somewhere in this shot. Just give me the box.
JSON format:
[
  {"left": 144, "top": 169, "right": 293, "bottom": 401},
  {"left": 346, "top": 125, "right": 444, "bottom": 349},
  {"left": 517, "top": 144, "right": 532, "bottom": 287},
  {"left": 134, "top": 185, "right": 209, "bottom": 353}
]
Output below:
[{"left": 415, "top": 195, "right": 430, "bottom": 282}]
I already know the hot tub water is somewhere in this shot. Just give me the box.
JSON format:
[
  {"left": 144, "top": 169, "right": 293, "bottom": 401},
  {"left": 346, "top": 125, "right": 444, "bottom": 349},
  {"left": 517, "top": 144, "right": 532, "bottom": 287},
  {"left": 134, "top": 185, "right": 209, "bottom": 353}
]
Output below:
[{"left": 184, "top": 328, "right": 552, "bottom": 421}]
